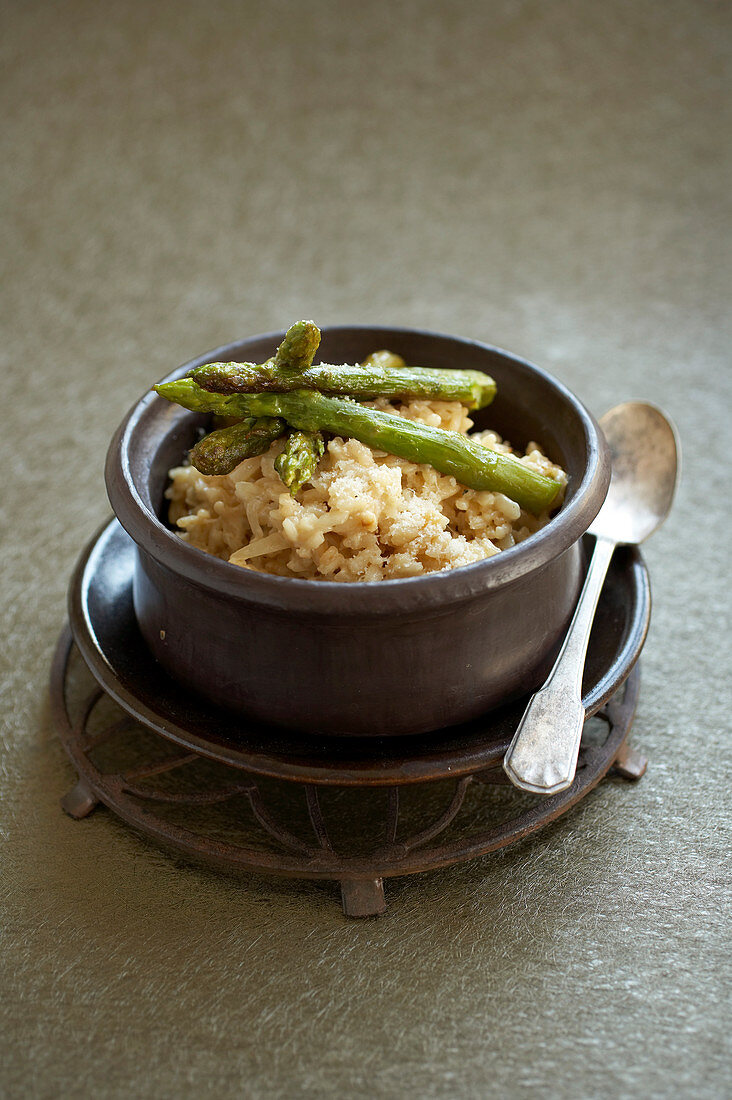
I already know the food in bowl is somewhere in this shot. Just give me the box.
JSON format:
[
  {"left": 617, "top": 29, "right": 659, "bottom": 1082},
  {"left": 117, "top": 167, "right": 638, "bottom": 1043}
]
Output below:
[
  {"left": 107, "top": 324, "right": 610, "bottom": 734},
  {"left": 155, "top": 321, "right": 567, "bottom": 582}
]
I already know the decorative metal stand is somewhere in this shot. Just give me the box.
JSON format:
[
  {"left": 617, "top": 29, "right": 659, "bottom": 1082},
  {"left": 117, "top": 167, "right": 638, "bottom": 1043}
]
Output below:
[
  {"left": 52, "top": 520, "right": 650, "bottom": 916},
  {"left": 52, "top": 627, "right": 646, "bottom": 917}
]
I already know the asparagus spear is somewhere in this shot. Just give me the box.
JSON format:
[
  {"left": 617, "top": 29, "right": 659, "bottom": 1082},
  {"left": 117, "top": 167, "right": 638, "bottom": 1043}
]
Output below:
[
  {"left": 191, "top": 357, "right": 496, "bottom": 410},
  {"left": 188, "top": 417, "right": 286, "bottom": 475},
  {"left": 155, "top": 380, "right": 560, "bottom": 514},
  {"left": 273, "top": 319, "right": 321, "bottom": 373},
  {"left": 193, "top": 320, "right": 495, "bottom": 407},
  {"left": 275, "top": 430, "right": 326, "bottom": 495}
]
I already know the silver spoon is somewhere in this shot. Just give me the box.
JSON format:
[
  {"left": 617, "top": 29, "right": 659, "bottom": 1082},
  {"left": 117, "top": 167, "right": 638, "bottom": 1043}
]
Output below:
[{"left": 503, "top": 401, "right": 680, "bottom": 795}]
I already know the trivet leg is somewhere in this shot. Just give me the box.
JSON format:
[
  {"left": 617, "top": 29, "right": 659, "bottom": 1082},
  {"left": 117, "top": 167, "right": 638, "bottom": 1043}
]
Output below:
[
  {"left": 61, "top": 778, "right": 99, "bottom": 819},
  {"left": 613, "top": 743, "right": 648, "bottom": 780},
  {"left": 341, "top": 877, "right": 386, "bottom": 918}
]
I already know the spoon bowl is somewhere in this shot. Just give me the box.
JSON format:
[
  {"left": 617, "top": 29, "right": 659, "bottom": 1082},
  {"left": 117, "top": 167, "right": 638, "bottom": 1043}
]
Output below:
[{"left": 591, "top": 402, "right": 680, "bottom": 544}]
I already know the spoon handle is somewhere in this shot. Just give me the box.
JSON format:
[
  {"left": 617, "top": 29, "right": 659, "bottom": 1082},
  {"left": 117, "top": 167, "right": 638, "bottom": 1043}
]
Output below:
[{"left": 503, "top": 534, "right": 617, "bottom": 795}]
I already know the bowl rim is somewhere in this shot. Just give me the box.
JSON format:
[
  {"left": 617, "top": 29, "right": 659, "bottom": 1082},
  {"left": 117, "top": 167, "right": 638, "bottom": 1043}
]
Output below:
[{"left": 105, "top": 325, "right": 610, "bottom": 615}]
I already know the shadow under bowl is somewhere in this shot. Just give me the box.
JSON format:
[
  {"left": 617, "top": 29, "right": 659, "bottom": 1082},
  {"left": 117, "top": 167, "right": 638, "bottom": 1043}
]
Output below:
[{"left": 105, "top": 326, "right": 610, "bottom": 737}]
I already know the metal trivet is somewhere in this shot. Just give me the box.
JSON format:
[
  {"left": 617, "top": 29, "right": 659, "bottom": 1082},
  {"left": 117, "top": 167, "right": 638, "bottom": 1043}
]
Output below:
[
  {"left": 52, "top": 629, "right": 646, "bottom": 917},
  {"left": 52, "top": 520, "right": 650, "bottom": 916}
]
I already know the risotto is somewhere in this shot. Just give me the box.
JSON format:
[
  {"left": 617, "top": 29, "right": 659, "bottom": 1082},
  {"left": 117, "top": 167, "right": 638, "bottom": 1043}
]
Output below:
[{"left": 166, "top": 397, "right": 567, "bottom": 582}]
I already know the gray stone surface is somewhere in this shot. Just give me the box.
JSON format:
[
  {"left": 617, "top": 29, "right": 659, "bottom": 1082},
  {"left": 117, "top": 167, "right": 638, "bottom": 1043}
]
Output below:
[{"left": 1, "top": 1, "right": 730, "bottom": 1097}]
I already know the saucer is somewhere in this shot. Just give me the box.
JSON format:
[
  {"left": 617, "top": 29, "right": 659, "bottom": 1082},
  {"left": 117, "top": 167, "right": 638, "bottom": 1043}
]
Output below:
[{"left": 68, "top": 518, "right": 650, "bottom": 786}]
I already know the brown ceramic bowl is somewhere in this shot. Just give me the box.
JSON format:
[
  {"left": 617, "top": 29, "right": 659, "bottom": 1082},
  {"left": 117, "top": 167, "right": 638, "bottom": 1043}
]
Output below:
[{"left": 106, "top": 326, "right": 610, "bottom": 737}]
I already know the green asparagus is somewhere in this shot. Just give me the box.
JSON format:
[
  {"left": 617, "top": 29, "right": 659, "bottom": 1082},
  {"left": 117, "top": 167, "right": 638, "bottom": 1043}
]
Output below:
[
  {"left": 274, "top": 430, "right": 326, "bottom": 495},
  {"left": 188, "top": 417, "right": 286, "bottom": 475},
  {"left": 273, "top": 319, "right": 321, "bottom": 373},
  {"left": 154, "top": 380, "right": 560, "bottom": 514},
  {"left": 190, "top": 356, "right": 496, "bottom": 409}
]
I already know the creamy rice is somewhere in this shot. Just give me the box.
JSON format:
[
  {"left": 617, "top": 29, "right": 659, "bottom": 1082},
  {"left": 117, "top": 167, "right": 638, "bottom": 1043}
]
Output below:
[{"left": 166, "top": 398, "right": 567, "bottom": 582}]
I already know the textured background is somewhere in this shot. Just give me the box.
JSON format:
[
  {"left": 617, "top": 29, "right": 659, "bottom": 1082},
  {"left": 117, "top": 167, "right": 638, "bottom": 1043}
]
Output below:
[{"left": 2, "top": 1, "right": 730, "bottom": 1097}]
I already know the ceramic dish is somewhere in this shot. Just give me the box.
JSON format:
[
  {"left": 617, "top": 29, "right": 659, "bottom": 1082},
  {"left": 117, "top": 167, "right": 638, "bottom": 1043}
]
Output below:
[
  {"left": 68, "top": 518, "right": 650, "bottom": 779},
  {"left": 106, "top": 327, "right": 610, "bottom": 736}
]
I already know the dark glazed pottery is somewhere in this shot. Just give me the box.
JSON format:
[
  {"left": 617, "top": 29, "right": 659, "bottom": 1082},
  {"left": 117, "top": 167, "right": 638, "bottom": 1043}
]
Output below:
[{"left": 106, "top": 327, "right": 610, "bottom": 736}]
